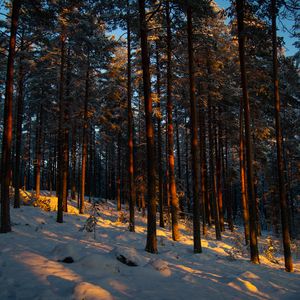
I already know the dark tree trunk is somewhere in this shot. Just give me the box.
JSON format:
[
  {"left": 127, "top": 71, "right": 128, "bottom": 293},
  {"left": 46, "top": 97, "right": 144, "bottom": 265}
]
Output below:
[
  {"left": 71, "top": 124, "right": 77, "bottom": 200},
  {"left": 166, "top": 0, "right": 180, "bottom": 241},
  {"left": 35, "top": 106, "right": 43, "bottom": 200},
  {"left": 236, "top": 0, "right": 259, "bottom": 264},
  {"left": 156, "top": 41, "right": 164, "bottom": 228},
  {"left": 80, "top": 54, "right": 90, "bottom": 214},
  {"left": 117, "top": 132, "right": 121, "bottom": 212},
  {"left": 1, "top": 0, "right": 21, "bottom": 232},
  {"left": 239, "top": 97, "right": 250, "bottom": 244},
  {"left": 138, "top": 0, "right": 157, "bottom": 253},
  {"left": 14, "top": 33, "right": 25, "bottom": 208},
  {"left": 271, "top": 0, "right": 293, "bottom": 272},
  {"left": 185, "top": 118, "right": 191, "bottom": 213},
  {"left": 57, "top": 28, "right": 66, "bottom": 223},
  {"left": 175, "top": 108, "right": 182, "bottom": 182},
  {"left": 24, "top": 115, "right": 31, "bottom": 191},
  {"left": 207, "top": 54, "right": 221, "bottom": 241},
  {"left": 216, "top": 109, "right": 224, "bottom": 232},
  {"left": 199, "top": 96, "right": 207, "bottom": 235},
  {"left": 187, "top": 6, "right": 202, "bottom": 253},
  {"left": 127, "top": 4, "right": 135, "bottom": 231},
  {"left": 208, "top": 103, "right": 221, "bottom": 240}
]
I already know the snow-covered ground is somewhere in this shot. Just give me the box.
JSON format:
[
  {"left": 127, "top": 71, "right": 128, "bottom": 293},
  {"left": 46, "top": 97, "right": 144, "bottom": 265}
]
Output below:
[{"left": 0, "top": 191, "right": 299, "bottom": 300}]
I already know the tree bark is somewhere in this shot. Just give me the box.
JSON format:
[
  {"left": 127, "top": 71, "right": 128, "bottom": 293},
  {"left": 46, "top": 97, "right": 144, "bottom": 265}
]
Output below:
[
  {"left": 138, "top": 0, "right": 157, "bottom": 253},
  {"left": 187, "top": 5, "right": 202, "bottom": 253},
  {"left": 156, "top": 41, "right": 164, "bottom": 228},
  {"left": 57, "top": 27, "right": 66, "bottom": 223},
  {"left": 236, "top": 0, "right": 259, "bottom": 264},
  {"left": 35, "top": 106, "right": 43, "bottom": 200},
  {"left": 166, "top": 0, "right": 180, "bottom": 241},
  {"left": 14, "top": 31, "right": 25, "bottom": 208},
  {"left": 71, "top": 124, "right": 77, "bottom": 200},
  {"left": 271, "top": 0, "right": 293, "bottom": 272},
  {"left": 127, "top": 3, "right": 135, "bottom": 231},
  {"left": 1, "top": 0, "right": 21, "bottom": 232},
  {"left": 80, "top": 54, "right": 90, "bottom": 214}
]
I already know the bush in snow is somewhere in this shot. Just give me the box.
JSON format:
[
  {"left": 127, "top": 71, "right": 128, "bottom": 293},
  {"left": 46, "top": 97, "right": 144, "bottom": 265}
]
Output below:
[
  {"left": 263, "top": 237, "right": 279, "bottom": 264},
  {"left": 80, "top": 202, "right": 101, "bottom": 239},
  {"left": 225, "top": 234, "right": 246, "bottom": 260},
  {"left": 33, "top": 197, "right": 51, "bottom": 212}
]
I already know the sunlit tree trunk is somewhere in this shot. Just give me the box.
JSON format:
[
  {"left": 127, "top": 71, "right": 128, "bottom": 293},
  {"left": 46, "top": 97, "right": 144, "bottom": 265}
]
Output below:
[
  {"left": 187, "top": 5, "right": 202, "bottom": 253},
  {"left": 271, "top": 0, "right": 293, "bottom": 272},
  {"left": 139, "top": 0, "right": 157, "bottom": 253},
  {"left": 236, "top": 0, "right": 259, "bottom": 264},
  {"left": 0, "top": 0, "right": 21, "bottom": 232}
]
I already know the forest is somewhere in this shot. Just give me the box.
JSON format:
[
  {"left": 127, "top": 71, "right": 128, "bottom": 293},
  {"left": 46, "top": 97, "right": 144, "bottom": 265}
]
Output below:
[{"left": 0, "top": 0, "right": 299, "bottom": 299}]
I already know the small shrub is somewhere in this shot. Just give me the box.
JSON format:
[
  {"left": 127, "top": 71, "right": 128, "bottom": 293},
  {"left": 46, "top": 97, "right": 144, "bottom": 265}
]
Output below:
[
  {"left": 263, "top": 237, "right": 279, "bottom": 264},
  {"left": 33, "top": 197, "right": 51, "bottom": 211},
  {"left": 80, "top": 202, "right": 101, "bottom": 239}
]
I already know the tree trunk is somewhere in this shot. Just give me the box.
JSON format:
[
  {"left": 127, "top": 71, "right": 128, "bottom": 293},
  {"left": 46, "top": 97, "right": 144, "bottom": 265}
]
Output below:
[
  {"left": 80, "top": 54, "right": 90, "bottom": 214},
  {"left": 185, "top": 117, "right": 191, "bottom": 213},
  {"left": 35, "top": 106, "right": 43, "bottom": 200},
  {"left": 117, "top": 132, "right": 121, "bottom": 212},
  {"left": 207, "top": 54, "right": 221, "bottom": 241},
  {"left": 138, "top": 0, "right": 157, "bottom": 253},
  {"left": 166, "top": 0, "right": 180, "bottom": 241},
  {"left": 0, "top": 0, "right": 21, "bottom": 233},
  {"left": 239, "top": 97, "right": 250, "bottom": 244},
  {"left": 57, "top": 28, "right": 66, "bottom": 223},
  {"left": 187, "top": 6, "right": 202, "bottom": 253},
  {"left": 71, "top": 124, "right": 77, "bottom": 200},
  {"left": 199, "top": 96, "right": 207, "bottom": 235},
  {"left": 127, "top": 4, "right": 135, "bottom": 231},
  {"left": 271, "top": 0, "right": 293, "bottom": 272},
  {"left": 236, "top": 0, "right": 259, "bottom": 264},
  {"left": 216, "top": 108, "right": 224, "bottom": 232},
  {"left": 14, "top": 32, "right": 25, "bottom": 208},
  {"left": 156, "top": 41, "right": 164, "bottom": 228}
]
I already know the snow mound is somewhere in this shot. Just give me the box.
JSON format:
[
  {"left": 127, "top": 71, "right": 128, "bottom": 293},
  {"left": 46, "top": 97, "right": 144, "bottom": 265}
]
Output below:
[
  {"left": 112, "top": 246, "right": 150, "bottom": 267},
  {"left": 73, "top": 282, "right": 114, "bottom": 300},
  {"left": 78, "top": 254, "right": 119, "bottom": 274},
  {"left": 149, "top": 259, "right": 172, "bottom": 277},
  {"left": 51, "top": 243, "right": 83, "bottom": 261}
]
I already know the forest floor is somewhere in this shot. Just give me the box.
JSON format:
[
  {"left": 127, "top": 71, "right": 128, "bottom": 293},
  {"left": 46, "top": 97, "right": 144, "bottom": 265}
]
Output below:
[{"left": 0, "top": 191, "right": 300, "bottom": 300}]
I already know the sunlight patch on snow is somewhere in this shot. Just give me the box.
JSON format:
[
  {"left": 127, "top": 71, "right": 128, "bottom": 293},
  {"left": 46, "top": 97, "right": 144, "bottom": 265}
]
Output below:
[
  {"left": 73, "top": 282, "right": 114, "bottom": 300},
  {"left": 107, "top": 279, "right": 130, "bottom": 296},
  {"left": 228, "top": 278, "right": 271, "bottom": 299},
  {"left": 17, "top": 251, "right": 82, "bottom": 284}
]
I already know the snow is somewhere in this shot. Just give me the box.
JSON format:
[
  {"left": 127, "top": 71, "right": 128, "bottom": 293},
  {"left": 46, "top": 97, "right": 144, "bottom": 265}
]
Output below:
[
  {"left": 0, "top": 191, "right": 299, "bottom": 300},
  {"left": 73, "top": 282, "right": 114, "bottom": 300}
]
